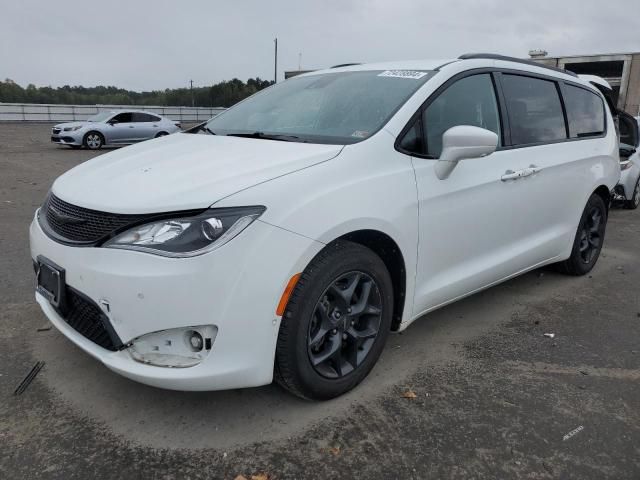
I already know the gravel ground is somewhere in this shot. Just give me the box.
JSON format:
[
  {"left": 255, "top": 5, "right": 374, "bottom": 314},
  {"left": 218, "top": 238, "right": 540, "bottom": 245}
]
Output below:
[{"left": 1, "top": 123, "right": 639, "bottom": 479}]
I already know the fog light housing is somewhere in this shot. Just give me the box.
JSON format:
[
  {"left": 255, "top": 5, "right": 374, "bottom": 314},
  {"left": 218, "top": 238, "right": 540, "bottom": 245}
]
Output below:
[
  {"left": 188, "top": 330, "right": 204, "bottom": 351},
  {"left": 128, "top": 325, "right": 217, "bottom": 368}
]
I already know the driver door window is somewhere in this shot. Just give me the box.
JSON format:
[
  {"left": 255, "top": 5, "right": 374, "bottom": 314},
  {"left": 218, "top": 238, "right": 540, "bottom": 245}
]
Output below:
[
  {"left": 111, "top": 112, "right": 132, "bottom": 124},
  {"left": 423, "top": 74, "right": 502, "bottom": 158}
]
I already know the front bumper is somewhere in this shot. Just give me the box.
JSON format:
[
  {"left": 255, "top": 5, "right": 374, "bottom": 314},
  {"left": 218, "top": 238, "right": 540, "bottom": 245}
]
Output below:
[
  {"left": 30, "top": 213, "right": 322, "bottom": 391},
  {"left": 51, "top": 130, "right": 83, "bottom": 146}
]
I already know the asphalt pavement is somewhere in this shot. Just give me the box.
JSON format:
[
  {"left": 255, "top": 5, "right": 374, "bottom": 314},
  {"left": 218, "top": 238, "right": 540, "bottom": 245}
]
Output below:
[{"left": 1, "top": 124, "right": 639, "bottom": 479}]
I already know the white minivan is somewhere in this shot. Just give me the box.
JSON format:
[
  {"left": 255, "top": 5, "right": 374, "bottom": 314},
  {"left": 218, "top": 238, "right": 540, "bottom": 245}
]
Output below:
[{"left": 30, "top": 54, "right": 619, "bottom": 400}]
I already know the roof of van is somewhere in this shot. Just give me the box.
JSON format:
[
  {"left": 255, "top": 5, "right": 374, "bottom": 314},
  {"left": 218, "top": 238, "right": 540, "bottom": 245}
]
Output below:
[{"left": 303, "top": 53, "right": 584, "bottom": 83}]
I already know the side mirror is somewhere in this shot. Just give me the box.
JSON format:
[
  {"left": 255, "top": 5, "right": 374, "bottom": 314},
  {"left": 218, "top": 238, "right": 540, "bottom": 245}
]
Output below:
[
  {"left": 619, "top": 144, "right": 636, "bottom": 158},
  {"left": 108, "top": 119, "right": 119, "bottom": 125},
  {"left": 434, "top": 126, "right": 499, "bottom": 180}
]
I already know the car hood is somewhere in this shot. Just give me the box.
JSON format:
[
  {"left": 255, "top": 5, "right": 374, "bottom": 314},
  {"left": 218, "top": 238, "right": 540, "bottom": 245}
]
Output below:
[{"left": 52, "top": 133, "right": 344, "bottom": 214}]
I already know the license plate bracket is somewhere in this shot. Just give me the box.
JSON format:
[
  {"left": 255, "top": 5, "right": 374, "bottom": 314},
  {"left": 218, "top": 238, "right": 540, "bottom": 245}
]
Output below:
[{"left": 36, "top": 255, "right": 66, "bottom": 309}]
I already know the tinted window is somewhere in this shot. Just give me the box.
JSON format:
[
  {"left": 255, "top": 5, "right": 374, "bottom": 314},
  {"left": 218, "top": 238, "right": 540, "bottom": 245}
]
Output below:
[
  {"left": 619, "top": 114, "right": 638, "bottom": 147},
  {"left": 398, "top": 117, "right": 424, "bottom": 154},
  {"left": 501, "top": 75, "right": 566, "bottom": 145},
  {"left": 423, "top": 74, "right": 501, "bottom": 158},
  {"left": 132, "top": 112, "right": 159, "bottom": 122},
  {"left": 111, "top": 112, "right": 132, "bottom": 123},
  {"left": 563, "top": 85, "right": 605, "bottom": 138}
]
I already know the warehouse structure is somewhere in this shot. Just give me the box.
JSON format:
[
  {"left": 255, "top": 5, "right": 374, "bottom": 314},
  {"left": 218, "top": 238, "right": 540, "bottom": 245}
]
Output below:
[{"left": 530, "top": 51, "right": 640, "bottom": 115}]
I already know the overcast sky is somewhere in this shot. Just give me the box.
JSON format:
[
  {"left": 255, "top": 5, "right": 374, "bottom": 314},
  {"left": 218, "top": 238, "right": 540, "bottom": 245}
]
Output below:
[{"left": 1, "top": 0, "right": 638, "bottom": 91}]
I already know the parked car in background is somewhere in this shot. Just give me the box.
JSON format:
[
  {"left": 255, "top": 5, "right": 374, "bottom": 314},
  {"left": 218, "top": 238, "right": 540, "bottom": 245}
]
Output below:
[
  {"left": 50, "top": 110, "right": 181, "bottom": 150},
  {"left": 614, "top": 113, "right": 640, "bottom": 209},
  {"left": 31, "top": 54, "right": 619, "bottom": 400}
]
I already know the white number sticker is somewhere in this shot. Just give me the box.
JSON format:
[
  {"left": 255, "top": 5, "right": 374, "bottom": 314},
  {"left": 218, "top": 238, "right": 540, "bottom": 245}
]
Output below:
[{"left": 378, "top": 70, "right": 428, "bottom": 80}]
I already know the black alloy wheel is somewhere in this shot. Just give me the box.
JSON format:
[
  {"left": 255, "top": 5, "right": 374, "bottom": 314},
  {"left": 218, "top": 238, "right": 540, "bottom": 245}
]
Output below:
[
  {"left": 307, "top": 271, "right": 383, "bottom": 379},
  {"left": 625, "top": 178, "right": 640, "bottom": 210},
  {"left": 558, "top": 193, "right": 607, "bottom": 276},
  {"left": 577, "top": 205, "right": 604, "bottom": 264},
  {"left": 275, "top": 240, "right": 393, "bottom": 400}
]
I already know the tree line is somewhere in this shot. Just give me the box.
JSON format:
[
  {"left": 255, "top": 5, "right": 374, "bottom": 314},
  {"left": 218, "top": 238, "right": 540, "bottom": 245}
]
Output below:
[{"left": 0, "top": 77, "right": 274, "bottom": 107}]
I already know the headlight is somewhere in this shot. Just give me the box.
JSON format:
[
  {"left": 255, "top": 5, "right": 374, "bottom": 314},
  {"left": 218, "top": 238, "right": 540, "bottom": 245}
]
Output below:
[
  {"left": 63, "top": 126, "right": 83, "bottom": 132},
  {"left": 103, "top": 206, "right": 265, "bottom": 257},
  {"left": 620, "top": 161, "right": 633, "bottom": 171}
]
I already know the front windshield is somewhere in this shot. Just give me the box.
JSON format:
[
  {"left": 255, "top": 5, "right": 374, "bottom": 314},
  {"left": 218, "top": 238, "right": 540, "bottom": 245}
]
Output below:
[
  {"left": 205, "top": 70, "right": 434, "bottom": 144},
  {"left": 87, "top": 111, "right": 113, "bottom": 122}
]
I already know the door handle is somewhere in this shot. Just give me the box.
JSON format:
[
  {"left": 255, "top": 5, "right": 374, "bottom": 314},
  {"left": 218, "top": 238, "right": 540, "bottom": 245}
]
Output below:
[
  {"left": 501, "top": 165, "right": 543, "bottom": 181},
  {"left": 129, "top": 125, "right": 135, "bottom": 128},
  {"left": 527, "top": 164, "right": 542, "bottom": 175},
  {"left": 501, "top": 170, "right": 524, "bottom": 181}
]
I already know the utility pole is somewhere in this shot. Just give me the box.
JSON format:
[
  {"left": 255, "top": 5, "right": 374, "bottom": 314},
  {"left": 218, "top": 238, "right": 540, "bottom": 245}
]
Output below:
[
  {"left": 274, "top": 38, "right": 278, "bottom": 84},
  {"left": 190, "top": 79, "right": 194, "bottom": 107},
  {"left": 298, "top": 52, "right": 302, "bottom": 71}
]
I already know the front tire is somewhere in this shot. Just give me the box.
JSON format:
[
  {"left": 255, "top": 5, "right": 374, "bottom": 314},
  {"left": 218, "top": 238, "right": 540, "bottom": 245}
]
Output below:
[
  {"left": 275, "top": 241, "right": 393, "bottom": 400},
  {"left": 625, "top": 178, "right": 640, "bottom": 210},
  {"left": 83, "top": 132, "right": 104, "bottom": 150},
  {"left": 558, "top": 193, "right": 607, "bottom": 276}
]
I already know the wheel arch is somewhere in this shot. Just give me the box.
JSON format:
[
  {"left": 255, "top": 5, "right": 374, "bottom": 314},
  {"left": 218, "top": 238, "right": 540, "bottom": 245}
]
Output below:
[
  {"left": 593, "top": 184, "right": 611, "bottom": 211},
  {"left": 83, "top": 130, "right": 105, "bottom": 145},
  {"left": 336, "top": 229, "right": 407, "bottom": 331}
]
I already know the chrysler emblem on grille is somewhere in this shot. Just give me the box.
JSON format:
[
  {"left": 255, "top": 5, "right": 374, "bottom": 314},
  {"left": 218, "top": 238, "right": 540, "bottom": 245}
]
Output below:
[{"left": 49, "top": 205, "right": 87, "bottom": 226}]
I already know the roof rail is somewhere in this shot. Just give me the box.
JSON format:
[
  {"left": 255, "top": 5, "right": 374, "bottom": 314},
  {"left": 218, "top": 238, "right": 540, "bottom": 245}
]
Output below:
[
  {"left": 458, "top": 53, "right": 578, "bottom": 77},
  {"left": 331, "top": 63, "right": 361, "bottom": 68}
]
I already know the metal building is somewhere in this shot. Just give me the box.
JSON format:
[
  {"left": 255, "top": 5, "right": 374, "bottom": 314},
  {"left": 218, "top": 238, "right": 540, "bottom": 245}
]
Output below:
[{"left": 530, "top": 50, "right": 640, "bottom": 115}]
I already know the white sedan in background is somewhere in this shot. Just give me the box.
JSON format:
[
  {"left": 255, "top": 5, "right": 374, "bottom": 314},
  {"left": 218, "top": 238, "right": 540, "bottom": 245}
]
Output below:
[{"left": 51, "top": 110, "right": 181, "bottom": 150}]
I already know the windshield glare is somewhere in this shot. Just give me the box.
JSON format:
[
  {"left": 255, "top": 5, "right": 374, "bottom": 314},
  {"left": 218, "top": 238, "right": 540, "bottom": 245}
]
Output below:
[
  {"left": 205, "top": 70, "right": 434, "bottom": 144},
  {"left": 87, "top": 112, "right": 113, "bottom": 122}
]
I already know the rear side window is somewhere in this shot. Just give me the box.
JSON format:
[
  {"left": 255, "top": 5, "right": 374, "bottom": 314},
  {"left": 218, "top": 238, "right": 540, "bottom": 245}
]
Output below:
[
  {"left": 501, "top": 75, "right": 566, "bottom": 145},
  {"left": 132, "top": 112, "right": 159, "bottom": 122},
  {"left": 563, "top": 85, "right": 605, "bottom": 138},
  {"left": 423, "top": 74, "right": 501, "bottom": 158}
]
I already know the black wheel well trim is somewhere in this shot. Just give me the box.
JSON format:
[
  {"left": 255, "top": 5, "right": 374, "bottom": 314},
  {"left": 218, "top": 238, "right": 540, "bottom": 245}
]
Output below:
[
  {"left": 593, "top": 185, "right": 611, "bottom": 210},
  {"left": 335, "top": 229, "right": 406, "bottom": 331}
]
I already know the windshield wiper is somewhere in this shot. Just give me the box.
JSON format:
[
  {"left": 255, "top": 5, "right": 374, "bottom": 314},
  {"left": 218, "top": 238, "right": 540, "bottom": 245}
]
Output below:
[
  {"left": 225, "top": 131, "right": 302, "bottom": 142},
  {"left": 186, "top": 123, "right": 216, "bottom": 135}
]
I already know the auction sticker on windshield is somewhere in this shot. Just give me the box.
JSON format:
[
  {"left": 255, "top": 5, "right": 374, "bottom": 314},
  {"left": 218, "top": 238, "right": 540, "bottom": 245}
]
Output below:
[{"left": 378, "top": 70, "right": 428, "bottom": 79}]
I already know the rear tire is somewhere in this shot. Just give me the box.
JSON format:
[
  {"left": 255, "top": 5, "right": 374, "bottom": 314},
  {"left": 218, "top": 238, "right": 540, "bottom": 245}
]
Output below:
[
  {"left": 275, "top": 241, "right": 393, "bottom": 400},
  {"left": 625, "top": 178, "right": 640, "bottom": 210},
  {"left": 83, "top": 132, "right": 104, "bottom": 150},
  {"left": 557, "top": 193, "right": 607, "bottom": 276}
]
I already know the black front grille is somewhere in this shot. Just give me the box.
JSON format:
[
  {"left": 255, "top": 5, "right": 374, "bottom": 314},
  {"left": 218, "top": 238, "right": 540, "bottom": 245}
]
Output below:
[
  {"left": 58, "top": 287, "right": 122, "bottom": 351},
  {"left": 42, "top": 193, "right": 148, "bottom": 244}
]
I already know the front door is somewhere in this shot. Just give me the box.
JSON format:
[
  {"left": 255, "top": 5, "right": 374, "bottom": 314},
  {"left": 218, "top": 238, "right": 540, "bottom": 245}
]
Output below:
[
  {"left": 405, "top": 72, "right": 566, "bottom": 316},
  {"left": 104, "top": 112, "right": 135, "bottom": 143}
]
